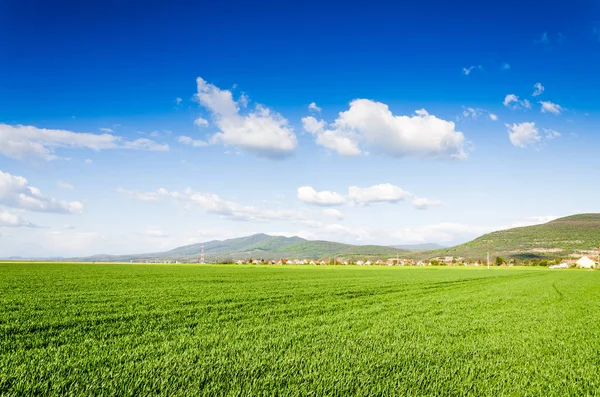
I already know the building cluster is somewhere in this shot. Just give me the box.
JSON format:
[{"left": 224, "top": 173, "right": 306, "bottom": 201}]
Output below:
[{"left": 235, "top": 258, "right": 424, "bottom": 266}]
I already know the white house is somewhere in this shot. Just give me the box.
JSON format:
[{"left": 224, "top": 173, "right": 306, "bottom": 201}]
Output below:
[
  {"left": 576, "top": 256, "right": 596, "bottom": 269},
  {"left": 549, "top": 263, "right": 569, "bottom": 269}
]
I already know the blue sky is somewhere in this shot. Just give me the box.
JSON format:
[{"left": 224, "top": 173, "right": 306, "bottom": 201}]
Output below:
[{"left": 1, "top": 0, "right": 599, "bottom": 257}]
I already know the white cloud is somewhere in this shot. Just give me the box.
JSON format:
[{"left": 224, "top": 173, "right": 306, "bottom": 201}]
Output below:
[
  {"left": 175, "top": 97, "right": 183, "bottom": 105},
  {"left": 280, "top": 222, "right": 493, "bottom": 246},
  {"left": 0, "top": 211, "right": 37, "bottom": 228},
  {"left": 544, "top": 128, "right": 561, "bottom": 139},
  {"left": 120, "top": 186, "right": 303, "bottom": 223},
  {"left": 122, "top": 138, "right": 169, "bottom": 151},
  {"left": 99, "top": 128, "right": 113, "bottom": 133},
  {"left": 412, "top": 197, "right": 445, "bottom": 210},
  {"left": 57, "top": 181, "right": 74, "bottom": 190},
  {"left": 462, "top": 107, "right": 498, "bottom": 121},
  {"left": 301, "top": 116, "right": 362, "bottom": 156},
  {"left": 321, "top": 208, "right": 344, "bottom": 220},
  {"left": 532, "top": 82, "right": 544, "bottom": 97},
  {"left": 194, "top": 117, "right": 209, "bottom": 128},
  {"left": 348, "top": 183, "right": 412, "bottom": 206},
  {"left": 387, "top": 222, "right": 493, "bottom": 244},
  {"left": 506, "top": 122, "right": 540, "bottom": 148},
  {"left": 308, "top": 102, "right": 322, "bottom": 112},
  {"left": 509, "top": 215, "right": 558, "bottom": 228},
  {"left": 177, "top": 136, "right": 209, "bottom": 147},
  {"left": 502, "top": 63, "right": 511, "bottom": 70},
  {"left": 297, "top": 186, "right": 346, "bottom": 206},
  {"left": 238, "top": 93, "right": 249, "bottom": 108},
  {"left": 0, "top": 170, "right": 83, "bottom": 214},
  {"left": 84, "top": 159, "right": 93, "bottom": 164},
  {"left": 140, "top": 228, "right": 170, "bottom": 238},
  {"left": 540, "top": 101, "right": 563, "bottom": 114},
  {"left": 298, "top": 183, "right": 444, "bottom": 211},
  {"left": 0, "top": 124, "right": 168, "bottom": 160},
  {"left": 42, "top": 231, "right": 104, "bottom": 257},
  {"left": 303, "top": 101, "right": 466, "bottom": 159},
  {"left": 195, "top": 77, "right": 297, "bottom": 158},
  {"left": 463, "top": 65, "right": 481, "bottom": 75},
  {"left": 117, "top": 187, "right": 169, "bottom": 202},
  {"left": 503, "top": 94, "right": 531, "bottom": 110}
]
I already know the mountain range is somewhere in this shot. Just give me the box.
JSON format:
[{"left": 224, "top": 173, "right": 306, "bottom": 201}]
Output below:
[{"left": 28, "top": 213, "right": 600, "bottom": 263}]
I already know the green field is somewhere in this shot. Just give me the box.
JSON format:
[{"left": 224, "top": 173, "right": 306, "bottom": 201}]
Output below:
[{"left": 1, "top": 263, "right": 599, "bottom": 396}]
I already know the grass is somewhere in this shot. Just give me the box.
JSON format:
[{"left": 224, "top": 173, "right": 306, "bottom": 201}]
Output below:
[{"left": 1, "top": 263, "right": 600, "bottom": 396}]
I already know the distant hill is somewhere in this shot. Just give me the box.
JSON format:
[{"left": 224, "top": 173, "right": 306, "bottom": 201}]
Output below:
[
  {"left": 417, "top": 214, "right": 600, "bottom": 261},
  {"left": 75, "top": 233, "right": 409, "bottom": 262},
  {"left": 390, "top": 243, "right": 445, "bottom": 251}
]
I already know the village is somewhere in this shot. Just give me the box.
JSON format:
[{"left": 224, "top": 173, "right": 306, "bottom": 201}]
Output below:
[{"left": 129, "top": 254, "right": 599, "bottom": 268}]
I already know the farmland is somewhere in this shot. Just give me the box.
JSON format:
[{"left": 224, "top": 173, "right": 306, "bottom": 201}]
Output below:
[{"left": 1, "top": 263, "right": 599, "bottom": 396}]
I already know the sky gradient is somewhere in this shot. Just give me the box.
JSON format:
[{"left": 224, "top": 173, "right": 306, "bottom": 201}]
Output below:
[{"left": 1, "top": 0, "right": 599, "bottom": 257}]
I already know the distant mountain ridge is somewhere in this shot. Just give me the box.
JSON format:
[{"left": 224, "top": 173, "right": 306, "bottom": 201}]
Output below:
[{"left": 73, "top": 233, "right": 412, "bottom": 262}]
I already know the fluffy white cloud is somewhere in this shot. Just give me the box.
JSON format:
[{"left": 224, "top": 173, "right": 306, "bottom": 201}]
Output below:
[
  {"left": 412, "top": 197, "right": 445, "bottom": 210},
  {"left": 0, "top": 170, "right": 84, "bottom": 214},
  {"left": 297, "top": 186, "right": 346, "bottom": 206},
  {"left": 0, "top": 211, "right": 37, "bottom": 228},
  {"left": 177, "top": 136, "right": 209, "bottom": 147},
  {"left": 99, "top": 128, "right": 113, "bottom": 133},
  {"left": 506, "top": 122, "right": 540, "bottom": 148},
  {"left": 0, "top": 124, "right": 168, "bottom": 160},
  {"left": 57, "top": 181, "right": 74, "bottom": 190},
  {"left": 503, "top": 94, "right": 531, "bottom": 110},
  {"left": 298, "top": 183, "right": 444, "bottom": 210},
  {"left": 489, "top": 113, "right": 498, "bottom": 121},
  {"left": 120, "top": 186, "right": 302, "bottom": 223},
  {"left": 303, "top": 101, "right": 466, "bottom": 159},
  {"left": 302, "top": 116, "right": 362, "bottom": 156},
  {"left": 321, "top": 208, "right": 344, "bottom": 220},
  {"left": 348, "top": 183, "right": 412, "bottom": 205},
  {"left": 195, "top": 77, "right": 297, "bottom": 158},
  {"left": 532, "top": 83, "right": 544, "bottom": 97},
  {"left": 308, "top": 102, "right": 321, "bottom": 112},
  {"left": 194, "top": 117, "right": 209, "bottom": 128},
  {"left": 540, "top": 101, "right": 563, "bottom": 114}
]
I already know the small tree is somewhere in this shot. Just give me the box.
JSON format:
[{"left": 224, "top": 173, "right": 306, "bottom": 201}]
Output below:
[{"left": 495, "top": 256, "right": 506, "bottom": 266}]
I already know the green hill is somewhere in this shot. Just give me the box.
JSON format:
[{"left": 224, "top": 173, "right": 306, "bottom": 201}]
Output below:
[
  {"left": 76, "top": 233, "right": 409, "bottom": 262},
  {"left": 419, "top": 213, "right": 600, "bottom": 261}
]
